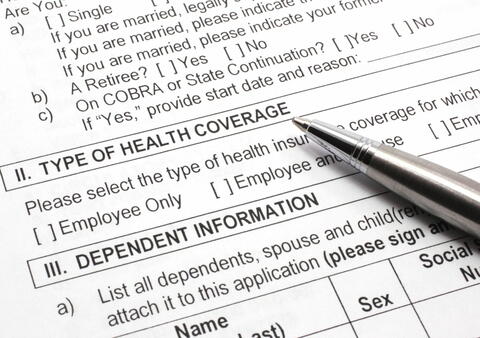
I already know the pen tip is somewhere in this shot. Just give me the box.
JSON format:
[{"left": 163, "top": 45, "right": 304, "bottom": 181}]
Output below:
[{"left": 292, "top": 117, "right": 311, "bottom": 132}]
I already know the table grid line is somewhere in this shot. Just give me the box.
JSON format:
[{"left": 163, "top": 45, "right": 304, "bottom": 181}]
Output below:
[
  {"left": 115, "top": 234, "right": 480, "bottom": 337},
  {"left": 388, "top": 259, "right": 431, "bottom": 338},
  {"left": 328, "top": 276, "right": 359, "bottom": 338}
]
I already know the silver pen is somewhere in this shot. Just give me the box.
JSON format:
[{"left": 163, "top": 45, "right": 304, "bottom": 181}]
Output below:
[{"left": 293, "top": 117, "right": 480, "bottom": 238}]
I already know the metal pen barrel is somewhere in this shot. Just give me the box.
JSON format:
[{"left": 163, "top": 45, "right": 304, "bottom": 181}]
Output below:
[{"left": 294, "top": 118, "right": 480, "bottom": 238}]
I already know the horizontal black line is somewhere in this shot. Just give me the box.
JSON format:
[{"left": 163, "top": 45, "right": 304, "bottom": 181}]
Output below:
[
  {"left": 28, "top": 172, "right": 359, "bottom": 263},
  {"left": 3, "top": 117, "right": 290, "bottom": 192},
  {"left": 414, "top": 280, "right": 480, "bottom": 305},
  {"left": 116, "top": 235, "right": 470, "bottom": 337},
  {"left": 3, "top": 45, "right": 480, "bottom": 191},
  {"left": 31, "top": 191, "right": 388, "bottom": 289},
  {"left": 421, "top": 138, "right": 480, "bottom": 157},
  {"left": 300, "top": 302, "right": 416, "bottom": 337},
  {"left": 330, "top": 237, "right": 469, "bottom": 282},
  {"left": 349, "top": 303, "right": 412, "bottom": 327},
  {"left": 29, "top": 161, "right": 480, "bottom": 288},
  {"left": 298, "top": 321, "right": 354, "bottom": 338},
  {"left": 368, "top": 32, "right": 480, "bottom": 63},
  {"left": 460, "top": 165, "right": 480, "bottom": 173}
]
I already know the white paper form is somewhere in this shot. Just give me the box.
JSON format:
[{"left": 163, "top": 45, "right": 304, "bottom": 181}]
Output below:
[{"left": 1, "top": 0, "right": 480, "bottom": 337}]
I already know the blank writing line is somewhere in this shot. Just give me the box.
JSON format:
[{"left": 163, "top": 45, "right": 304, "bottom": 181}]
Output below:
[{"left": 369, "top": 32, "right": 480, "bottom": 62}]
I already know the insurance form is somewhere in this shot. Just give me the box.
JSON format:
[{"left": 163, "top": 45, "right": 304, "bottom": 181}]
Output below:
[{"left": 1, "top": 0, "right": 480, "bottom": 337}]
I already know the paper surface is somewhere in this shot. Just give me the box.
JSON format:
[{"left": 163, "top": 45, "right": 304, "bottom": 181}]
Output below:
[{"left": 1, "top": 0, "right": 480, "bottom": 337}]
